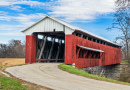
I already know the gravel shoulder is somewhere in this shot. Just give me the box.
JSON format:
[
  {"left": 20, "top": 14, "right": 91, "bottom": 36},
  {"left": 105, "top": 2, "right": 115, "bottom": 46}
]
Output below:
[{"left": 5, "top": 63, "right": 130, "bottom": 90}]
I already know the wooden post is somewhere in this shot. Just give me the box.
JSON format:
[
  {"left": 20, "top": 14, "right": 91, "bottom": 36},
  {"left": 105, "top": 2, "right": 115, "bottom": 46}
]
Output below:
[
  {"left": 91, "top": 38, "right": 93, "bottom": 41},
  {"left": 83, "top": 50, "right": 88, "bottom": 58},
  {"left": 48, "top": 38, "right": 55, "bottom": 59},
  {"left": 38, "top": 36, "right": 47, "bottom": 59},
  {"left": 86, "top": 36, "right": 88, "bottom": 40},
  {"left": 76, "top": 48, "right": 81, "bottom": 58},
  {"left": 95, "top": 39, "right": 97, "bottom": 43},
  {"left": 36, "top": 34, "right": 44, "bottom": 59},
  {"left": 56, "top": 39, "right": 62, "bottom": 60},
  {"left": 81, "top": 34, "right": 83, "bottom": 38},
  {"left": 36, "top": 34, "right": 38, "bottom": 53}
]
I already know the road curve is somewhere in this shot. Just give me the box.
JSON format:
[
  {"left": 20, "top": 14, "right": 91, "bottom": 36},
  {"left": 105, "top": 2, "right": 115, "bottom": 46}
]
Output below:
[{"left": 5, "top": 63, "right": 130, "bottom": 90}]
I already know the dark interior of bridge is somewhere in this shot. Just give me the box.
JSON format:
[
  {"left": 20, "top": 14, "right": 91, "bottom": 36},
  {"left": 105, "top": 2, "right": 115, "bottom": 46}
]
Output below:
[{"left": 33, "top": 32, "right": 65, "bottom": 62}]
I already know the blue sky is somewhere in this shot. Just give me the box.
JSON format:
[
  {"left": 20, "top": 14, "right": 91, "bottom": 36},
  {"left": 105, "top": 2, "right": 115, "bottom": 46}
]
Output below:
[{"left": 0, "top": 0, "right": 121, "bottom": 44}]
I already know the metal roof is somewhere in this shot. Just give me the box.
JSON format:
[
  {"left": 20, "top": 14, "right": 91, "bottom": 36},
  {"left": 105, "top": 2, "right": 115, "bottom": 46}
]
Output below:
[
  {"left": 77, "top": 45, "right": 104, "bottom": 53},
  {"left": 22, "top": 15, "right": 120, "bottom": 46}
]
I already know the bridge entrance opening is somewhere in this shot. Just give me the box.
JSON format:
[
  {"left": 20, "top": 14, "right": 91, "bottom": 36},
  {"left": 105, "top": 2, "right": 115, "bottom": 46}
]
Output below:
[{"left": 34, "top": 32, "right": 65, "bottom": 62}]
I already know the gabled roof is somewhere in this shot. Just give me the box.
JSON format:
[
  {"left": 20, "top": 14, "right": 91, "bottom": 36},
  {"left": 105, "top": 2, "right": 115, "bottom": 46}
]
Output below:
[
  {"left": 22, "top": 15, "right": 120, "bottom": 46},
  {"left": 22, "top": 15, "right": 78, "bottom": 32}
]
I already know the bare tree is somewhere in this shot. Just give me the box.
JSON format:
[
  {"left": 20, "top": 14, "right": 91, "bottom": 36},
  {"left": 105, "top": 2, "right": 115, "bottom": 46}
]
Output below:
[
  {"left": 0, "top": 44, "right": 8, "bottom": 58},
  {"left": 0, "top": 40, "right": 25, "bottom": 58},
  {"left": 108, "top": 0, "right": 130, "bottom": 61},
  {"left": 8, "top": 40, "right": 25, "bottom": 58}
]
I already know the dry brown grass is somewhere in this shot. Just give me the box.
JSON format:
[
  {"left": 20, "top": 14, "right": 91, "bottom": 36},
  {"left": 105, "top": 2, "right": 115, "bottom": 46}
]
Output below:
[{"left": 0, "top": 58, "right": 25, "bottom": 67}]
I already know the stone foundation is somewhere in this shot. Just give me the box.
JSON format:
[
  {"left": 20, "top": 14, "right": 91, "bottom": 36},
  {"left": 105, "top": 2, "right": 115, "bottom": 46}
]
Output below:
[{"left": 83, "top": 63, "right": 128, "bottom": 80}]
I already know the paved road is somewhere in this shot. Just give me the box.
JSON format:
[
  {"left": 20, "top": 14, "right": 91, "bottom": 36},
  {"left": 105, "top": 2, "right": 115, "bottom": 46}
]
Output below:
[{"left": 5, "top": 63, "right": 130, "bottom": 90}]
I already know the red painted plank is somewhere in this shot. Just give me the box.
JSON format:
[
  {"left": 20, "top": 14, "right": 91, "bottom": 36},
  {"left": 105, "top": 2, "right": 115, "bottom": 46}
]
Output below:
[{"left": 25, "top": 35, "right": 36, "bottom": 63}]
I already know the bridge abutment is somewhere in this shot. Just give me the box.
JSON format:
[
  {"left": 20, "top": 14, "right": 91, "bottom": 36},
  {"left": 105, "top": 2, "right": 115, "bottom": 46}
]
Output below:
[{"left": 83, "top": 63, "right": 128, "bottom": 80}]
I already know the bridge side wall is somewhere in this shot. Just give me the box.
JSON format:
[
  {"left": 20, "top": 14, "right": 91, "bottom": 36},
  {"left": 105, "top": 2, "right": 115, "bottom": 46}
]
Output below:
[
  {"left": 65, "top": 35, "right": 121, "bottom": 68},
  {"left": 25, "top": 35, "right": 36, "bottom": 63}
]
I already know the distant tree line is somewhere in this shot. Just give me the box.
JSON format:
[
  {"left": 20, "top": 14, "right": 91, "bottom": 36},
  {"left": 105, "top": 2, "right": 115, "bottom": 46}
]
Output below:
[{"left": 0, "top": 40, "right": 25, "bottom": 58}]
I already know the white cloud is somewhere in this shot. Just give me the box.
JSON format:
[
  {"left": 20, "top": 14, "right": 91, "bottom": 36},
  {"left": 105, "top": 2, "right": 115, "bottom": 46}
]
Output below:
[
  {"left": 0, "top": 0, "right": 45, "bottom": 7},
  {"left": 0, "top": 12, "right": 46, "bottom": 39},
  {"left": 48, "top": 0, "right": 115, "bottom": 22},
  {"left": 0, "top": 11, "right": 11, "bottom": 21},
  {"left": 0, "top": 25, "right": 25, "bottom": 31},
  {"left": 0, "top": 32, "right": 24, "bottom": 36},
  {"left": 0, "top": 11, "right": 8, "bottom": 15},
  {"left": 0, "top": 0, "right": 115, "bottom": 22},
  {"left": 0, "top": 0, "right": 45, "bottom": 11},
  {"left": 10, "top": 5, "right": 23, "bottom": 12},
  {"left": 0, "top": 41, "right": 8, "bottom": 44},
  {"left": 0, "top": 12, "right": 46, "bottom": 26},
  {"left": 0, "top": 31, "right": 25, "bottom": 44},
  {"left": 13, "top": 13, "right": 46, "bottom": 26}
]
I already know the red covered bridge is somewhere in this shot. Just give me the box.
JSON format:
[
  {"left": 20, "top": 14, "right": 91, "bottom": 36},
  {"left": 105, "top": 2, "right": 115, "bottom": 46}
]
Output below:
[{"left": 22, "top": 15, "right": 121, "bottom": 68}]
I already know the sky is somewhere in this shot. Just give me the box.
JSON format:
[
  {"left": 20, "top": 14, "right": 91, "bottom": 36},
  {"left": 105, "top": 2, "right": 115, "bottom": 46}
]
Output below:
[{"left": 0, "top": 0, "right": 122, "bottom": 44}]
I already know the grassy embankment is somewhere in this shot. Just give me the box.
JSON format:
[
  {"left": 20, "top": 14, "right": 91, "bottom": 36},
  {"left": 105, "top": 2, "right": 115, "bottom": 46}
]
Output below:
[
  {"left": 0, "top": 58, "right": 27, "bottom": 90},
  {"left": 0, "top": 75, "right": 27, "bottom": 90},
  {"left": 121, "top": 60, "right": 129, "bottom": 64},
  {"left": 59, "top": 64, "right": 130, "bottom": 85}
]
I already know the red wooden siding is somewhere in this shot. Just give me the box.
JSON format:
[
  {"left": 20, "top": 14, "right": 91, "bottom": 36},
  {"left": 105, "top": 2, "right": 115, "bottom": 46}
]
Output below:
[
  {"left": 25, "top": 35, "right": 36, "bottom": 63},
  {"left": 65, "top": 35, "right": 76, "bottom": 64},
  {"left": 65, "top": 35, "right": 121, "bottom": 68}
]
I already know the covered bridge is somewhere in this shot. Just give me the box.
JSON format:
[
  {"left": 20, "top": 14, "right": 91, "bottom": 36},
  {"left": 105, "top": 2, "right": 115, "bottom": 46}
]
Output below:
[{"left": 22, "top": 15, "right": 121, "bottom": 68}]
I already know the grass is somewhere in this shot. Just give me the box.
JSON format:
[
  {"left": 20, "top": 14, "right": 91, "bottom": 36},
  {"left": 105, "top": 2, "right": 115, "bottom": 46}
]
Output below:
[
  {"left": 0, "top": 75, "right": 27, "bottom": 90},
  {"left": 59, "top": 64, "right": 130, "bottom": 85},
  {"left": 0, "top": 60, "right": 28, "bottom": 90},
  {"left": 121, "top": 60, "right": 129, "bottom": 64}
]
